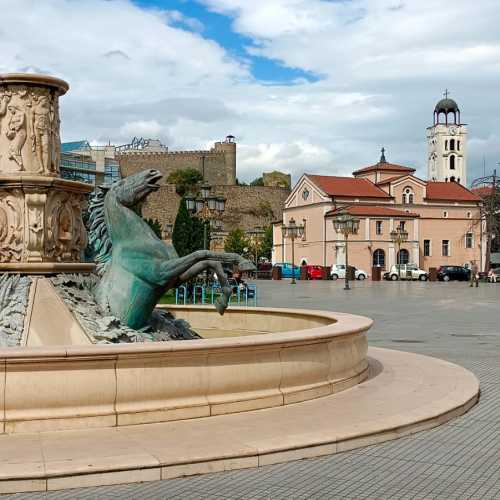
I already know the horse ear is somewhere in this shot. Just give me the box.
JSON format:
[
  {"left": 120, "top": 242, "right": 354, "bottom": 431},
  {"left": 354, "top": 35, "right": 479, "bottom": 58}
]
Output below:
[{"left": 97, "top": 183, "right": 112, "bottom": 194}]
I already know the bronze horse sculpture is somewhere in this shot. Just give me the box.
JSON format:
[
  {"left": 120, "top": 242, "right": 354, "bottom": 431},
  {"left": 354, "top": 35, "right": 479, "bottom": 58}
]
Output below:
[{"left": 88, "top": 169, "right": 255, "bottom": 330}]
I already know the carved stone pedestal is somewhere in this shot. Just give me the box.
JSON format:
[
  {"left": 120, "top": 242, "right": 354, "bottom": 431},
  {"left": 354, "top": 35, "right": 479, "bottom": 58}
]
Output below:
[
  {"left": 0, "top": 175, "right": 93, "bottom": 272},
  {"left": 0, "top": 73, "right": 94, "bottom": 273}
]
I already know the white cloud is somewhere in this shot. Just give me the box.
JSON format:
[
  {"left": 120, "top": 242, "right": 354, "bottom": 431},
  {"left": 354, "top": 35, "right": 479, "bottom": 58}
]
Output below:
[{"left": 1, "top": 0, "right": 500, "bottom": 185}]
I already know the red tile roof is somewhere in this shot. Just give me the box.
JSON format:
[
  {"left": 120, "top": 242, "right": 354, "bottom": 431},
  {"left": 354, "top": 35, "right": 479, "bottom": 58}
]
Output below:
[
  {"left": 376, "top": 174, "right": 407, "bottom": 185},
  {"left": 353, "top": 161, "right": 415, "bottom": 176},
  {"left": 425, "top": 182, "right": 481, "bottom": 202},
  {"left": 307, "top": 175, "right": 391, "bottom": 199},
  {"left": 326, "top": 205, "right": 419, "bottom": 218}
]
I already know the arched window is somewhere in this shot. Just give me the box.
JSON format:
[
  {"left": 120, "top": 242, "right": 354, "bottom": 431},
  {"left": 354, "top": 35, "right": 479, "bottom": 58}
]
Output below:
[
  {"left": 457, "top": 140, "right": 460, "bottom": 151},
  {"left": 449, "top": 155, "right": 455, "bottom": 170},
  {"left": 450, "top": 139, "right": 455, "bottom": 150},
  {"left": 373, "top": 249, "right": 385, "bottom": 268},
  {"left": 450, "top": 175, "right": 456, "bottom": 182},
  {"left": 445, "top": 140, "right": 448, "bottom": 151},
  {"left": 397, "top": 249, "right": 409, "bottom": 265},
  {"left": 402, "top": 187, "right": 414, "bottom": 205}
]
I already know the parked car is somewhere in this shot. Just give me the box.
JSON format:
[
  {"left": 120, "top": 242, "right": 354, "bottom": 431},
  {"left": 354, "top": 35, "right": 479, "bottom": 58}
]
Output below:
[
  {"left": 273, "top": 263, "right": 301, "bottom": 279},
  {"left": 437, "top": 265, "right": 471, "bottom": 282},
  {"left": 383, "top": 264, "right": 428, "bottom": 281},
  {"left": 306, "top": 265, "right": 324, "bottom": 280},
  {"left": 330, "top": 264, "right": 367, "bottom": 280}
]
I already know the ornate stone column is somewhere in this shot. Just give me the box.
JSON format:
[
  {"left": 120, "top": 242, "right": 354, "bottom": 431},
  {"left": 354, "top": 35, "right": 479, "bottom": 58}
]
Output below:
[{"left": 0, "top": 73, "right": 94, "bottom": 273}]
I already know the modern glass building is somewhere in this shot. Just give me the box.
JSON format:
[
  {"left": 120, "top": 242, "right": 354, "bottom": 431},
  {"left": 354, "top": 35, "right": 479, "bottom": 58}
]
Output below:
[{"left": 60, "top": 141, "right": 121, "bottom": 187}]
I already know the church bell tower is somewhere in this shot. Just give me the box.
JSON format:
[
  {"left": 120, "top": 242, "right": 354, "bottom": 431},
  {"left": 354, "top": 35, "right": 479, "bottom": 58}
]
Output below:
[{"left": 426, "top": 91, "right": 467, "bottom": 186}]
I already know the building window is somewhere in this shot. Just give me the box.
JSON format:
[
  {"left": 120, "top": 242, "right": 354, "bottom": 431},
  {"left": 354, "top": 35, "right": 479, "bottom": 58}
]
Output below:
[
  {"left": 449, "top": 155, "right": 455, "bottom": 170},
  {"left": 373, "top": 249, "right": 385, "bottom": 268},
  {"left": 465, "top": 233, "right": 474, "bottom": 249},
  {"left": 302, "top": 188, "right": 309, "bottom": 201},
  {"left": 442, "top": 240, "right": 450, "bottom": 257},
  {"left": 397, "top": 249, "right": 409, "bottom": 265},
  {"left": 466, "top": 211, "right": 471, "bottom": 219},
  {"left": 443, "top": 211, "right": 448, "bottom": 218},
  {"left": 399, "top": 221, "right": 406, "bottom": 230},
  {"left": 457, "top": 140, "right": 461, "bottom": 151},
  {"left": 376, "top": 221, "right": 382, "bottom": 235},
  {"left": 402, "top": 187, "right": 414, "bottom": 205},
  {"left": 450, "top": 139, "right": 455, "bottom": 150},
  {"left": 424, "top": 239, "right": 431, "bottom": 257},
  {"left": 445, "top": 140, "right": 448, "bottom": 151}
]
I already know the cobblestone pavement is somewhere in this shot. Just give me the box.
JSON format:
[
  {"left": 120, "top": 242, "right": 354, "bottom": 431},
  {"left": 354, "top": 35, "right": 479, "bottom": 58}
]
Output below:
[{"left": 5, "top": 280, "right": 500, "bottom": 499}]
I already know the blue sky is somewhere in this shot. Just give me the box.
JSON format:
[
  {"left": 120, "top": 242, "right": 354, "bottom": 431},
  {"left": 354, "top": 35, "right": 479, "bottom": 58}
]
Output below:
[
  {"left": 132, "top": 0, "right": 320, "bottom": 84},
  {"left": 2, "top": 0, "right": 500, "bottom": 183}
]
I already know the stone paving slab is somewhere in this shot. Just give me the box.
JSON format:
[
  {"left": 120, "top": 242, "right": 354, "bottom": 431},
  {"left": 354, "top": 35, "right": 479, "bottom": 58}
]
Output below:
[
  {"left": 0, "top": 346, "right": 478, "bottom": 494},
  {"left": 3, "top": 280, "right": 499, "bottom": 499}
]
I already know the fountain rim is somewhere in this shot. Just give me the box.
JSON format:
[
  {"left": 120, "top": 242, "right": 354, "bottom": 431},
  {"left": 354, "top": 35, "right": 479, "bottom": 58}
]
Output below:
[
  {"left": 0, "top": 305, "right": 373, "bottom": 360},
  {"left": 0, "top": 72, "right": 69, "bottom": 95}
]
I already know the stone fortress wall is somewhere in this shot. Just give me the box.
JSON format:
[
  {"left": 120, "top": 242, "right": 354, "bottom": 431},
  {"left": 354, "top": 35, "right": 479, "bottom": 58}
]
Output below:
[
  {"left": 117, "top": 139, "right": 236, "bottom": 186},
  {"left": 142, "top": 184, "right": 290, "bottom": 234},
  {"left": 118, "top": 137, "right": 290, "bottom": 239}
]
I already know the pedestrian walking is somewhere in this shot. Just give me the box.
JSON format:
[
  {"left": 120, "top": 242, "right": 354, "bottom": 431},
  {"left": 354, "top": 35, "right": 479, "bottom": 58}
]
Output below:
[{"left": 470, "top": 261, "right": 479, "bottom": 287}]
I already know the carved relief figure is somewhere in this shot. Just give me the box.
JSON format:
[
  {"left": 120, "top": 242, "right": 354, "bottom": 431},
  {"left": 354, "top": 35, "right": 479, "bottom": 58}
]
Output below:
[
  {"left": 0, "top": 89, "right": 11, "bottom": 134},
  {"left": 6, "top": 101, "right": 27, "bottom": 170},
  {"left": 32, "top": 94, "right": 51, "bottom": 174},
  {"left": 0, "top": 190, "right": 24, "bottom": 262},
  {"left": 50, "top": 98, "right": 61, "bottom": 174},
  {"left": 45, "top": 192, "right": 88, "bottom": 262}
]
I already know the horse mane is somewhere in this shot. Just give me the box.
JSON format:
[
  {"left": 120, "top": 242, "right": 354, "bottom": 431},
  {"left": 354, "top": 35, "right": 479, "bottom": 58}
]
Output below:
[{"left": 87, "top": 186, "right": 112, "bottom": 276}]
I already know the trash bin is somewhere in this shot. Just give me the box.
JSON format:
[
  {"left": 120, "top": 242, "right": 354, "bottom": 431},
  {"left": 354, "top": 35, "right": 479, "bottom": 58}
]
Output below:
[
  {"left": 428, "top": 267, "right": 437, "bottom": 282},
  {"left": 272, "top": 266, "right": 282, "bottom": 280},
  {"left": 322, "top": 266, "right": 331, "bottom": 280},
  {"left": 371, "top": 266, "right": 381, "bottom": 281},
  {"left": 346, "top": 265, "right": 355, "bottom": 281},
  {"left": 300, "top": 265, "right": 308, "bottom": 281}
]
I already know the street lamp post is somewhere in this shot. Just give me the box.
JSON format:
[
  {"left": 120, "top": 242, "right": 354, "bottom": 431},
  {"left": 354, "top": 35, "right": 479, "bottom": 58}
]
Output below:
[
  {"left": 332, "top": 214, "right": 360, "bottom": 290},
  {"left": 390, "top": 225, "right": 409, "bottom": 280},
  {"left": 281, "top": 218, "right": 305, "bottom": 284},
  {"left": 185, "top": 183, "right": 226, "bottom": 251}
]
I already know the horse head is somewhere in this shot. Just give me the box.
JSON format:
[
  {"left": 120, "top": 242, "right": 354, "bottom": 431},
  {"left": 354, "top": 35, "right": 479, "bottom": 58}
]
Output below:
[{"left": 110, "top": 169, "right": 163, "bottom": 208}]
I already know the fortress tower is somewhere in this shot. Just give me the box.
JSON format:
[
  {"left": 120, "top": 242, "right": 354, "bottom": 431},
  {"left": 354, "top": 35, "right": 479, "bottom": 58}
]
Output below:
[
  {"left": 213, "top": 135, "right": 236, "bottom": 185},
  {"left": 427, "top": 91, "right": 468, "bottom": 186}
]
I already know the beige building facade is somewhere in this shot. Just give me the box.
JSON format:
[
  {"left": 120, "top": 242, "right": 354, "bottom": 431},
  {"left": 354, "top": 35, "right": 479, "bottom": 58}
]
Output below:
[{"left": 273, "top": 153, "right": 483, "bottom": 272}]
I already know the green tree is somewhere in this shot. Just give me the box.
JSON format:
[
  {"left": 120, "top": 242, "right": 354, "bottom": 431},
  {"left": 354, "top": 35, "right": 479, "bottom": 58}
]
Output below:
[
  {"left": 167, "top": 168, "right": 203, "bottom": 197},
  {"left": 144, "top": 218, "right": 162, "bottom": 239},
  {"left": 260, "top": 226, "right": 273, "bottom": 260},
  {"left": 250, "top": 176, "right": 264, "bottom": 186},
  {"left": 224, "top": 228, "right": 249, "bottom": 255},
  {"left": 172, "top": 200, "right": 209, "bottom": 256},
  {"left": 172, "top": 199, "right": 193, "bottom": 256}
]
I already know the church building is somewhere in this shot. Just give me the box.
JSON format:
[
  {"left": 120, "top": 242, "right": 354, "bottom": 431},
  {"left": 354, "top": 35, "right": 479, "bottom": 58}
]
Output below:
[{"left": 273, "top": 96, "right": 485, "bottom": 272}]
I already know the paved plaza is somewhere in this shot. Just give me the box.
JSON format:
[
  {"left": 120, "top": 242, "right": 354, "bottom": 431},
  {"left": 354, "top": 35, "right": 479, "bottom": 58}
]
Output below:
[{"left": 5, "top": 280, "right": 500, "bottom": 500}]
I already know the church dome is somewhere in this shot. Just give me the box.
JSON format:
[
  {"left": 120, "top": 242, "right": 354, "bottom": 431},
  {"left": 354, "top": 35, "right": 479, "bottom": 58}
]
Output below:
[{"left": 434, "top": 98, "right": 459, "bottom": 113}]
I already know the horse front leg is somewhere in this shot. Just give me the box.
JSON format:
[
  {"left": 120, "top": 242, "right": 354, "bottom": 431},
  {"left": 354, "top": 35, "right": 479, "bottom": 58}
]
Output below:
[
  {"left": 178, "top": 260, "right": 232, "bottom": 315},
  {"left": 161, "top": 250, "right": 255, "bottom": 287}
]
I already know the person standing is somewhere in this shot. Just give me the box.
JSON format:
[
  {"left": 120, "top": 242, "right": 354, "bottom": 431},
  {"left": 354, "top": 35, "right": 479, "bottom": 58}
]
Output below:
[{"left": 470, "top": 261, "right": 479, "bottom": 287}]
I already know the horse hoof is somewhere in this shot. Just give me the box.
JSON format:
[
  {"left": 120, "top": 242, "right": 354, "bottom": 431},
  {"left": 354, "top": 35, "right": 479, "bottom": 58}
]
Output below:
[{"left": 215, "top": 299, "right": 227, "bottom": 315}]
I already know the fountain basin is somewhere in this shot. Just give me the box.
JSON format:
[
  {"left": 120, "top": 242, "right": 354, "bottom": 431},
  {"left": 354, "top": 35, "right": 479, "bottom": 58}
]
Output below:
[{"left": 0, "top": 305, "right": 371, "bottom": 433}]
